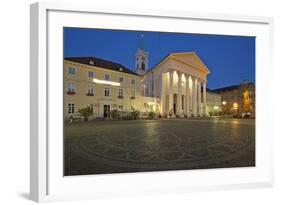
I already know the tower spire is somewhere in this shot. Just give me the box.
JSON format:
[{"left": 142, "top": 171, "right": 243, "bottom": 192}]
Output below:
[
  {"left": 140, "top": 34, "right": 145, "bottom": 51},
  {"left": 135, "top": 34, "right": 149, "bottom": 76}
]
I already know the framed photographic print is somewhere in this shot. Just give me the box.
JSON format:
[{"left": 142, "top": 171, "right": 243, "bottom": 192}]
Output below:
[{"left": 30, "top": 2, "right": 274, "bottom": 202}]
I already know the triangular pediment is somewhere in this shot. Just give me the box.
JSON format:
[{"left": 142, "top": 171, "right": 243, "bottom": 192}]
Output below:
[{"left": 170, "top": 52, "right": 210, "bottom": 74}]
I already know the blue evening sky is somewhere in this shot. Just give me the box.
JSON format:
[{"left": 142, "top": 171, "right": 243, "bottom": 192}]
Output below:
[{"left": 64, "top": 27, "right": 255, "bottom": 89}]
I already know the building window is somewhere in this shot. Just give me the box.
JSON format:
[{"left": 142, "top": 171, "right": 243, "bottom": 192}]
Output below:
[
  {"left": 131, "top": 79, "right": 136, "bottom": 85},
  {"left": 118, "top": 105, "right": 123, "bottom": 110},
  {"left": 68, "top": 104, "right": 75, "bottom": 113},
  {"left": 118, "top": 88, "right": 123, "bottom": 98},
  {"left": 87, "top": 84, "right": 94, "bottom": 96},
  {"left": 67, "top": 83, "right": 75, "bottom": 95},
  {"left": 105, "top": 74, "right": 110, "bottom": 81},
  {"left": 68, "top": 67, "right": 76, "bottom": 75},
  {"left": 104, "top": 87, "right": 110, "bottom": 97},
  {"left": 131, "top": 106, "right": 134, "bottom": 111},
  {"left": 131, "top": 89, "right": 135, "bottom": 99},
  {"left": 119, "top": 76, "right": 124, "bottom": 82},
  {"left": 88, "top": 71, "right": 94, "bottom": 78}
]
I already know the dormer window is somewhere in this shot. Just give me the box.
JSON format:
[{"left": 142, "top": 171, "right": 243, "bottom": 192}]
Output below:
[
  {"left": 89, "top": 60, "right": 94, "bottom": 65},
  {"left": 119, "top": 67, "right": 123, "bottom": 72}
]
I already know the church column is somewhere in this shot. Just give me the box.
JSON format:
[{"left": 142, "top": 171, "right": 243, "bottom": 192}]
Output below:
[
  {"left": 169, "top": 69, "right": 174, "bottom": 116},
  {"left": 177, "top": 71, "right": 183, "bottom": 117},
  {"left": 198, "top": 79, "right": 202, "bottom": 116},
  {"left": 192, "top": 77, "right": 198, "bottom": 117},
  {"left": 203, "top": 80, "right": 207, "bottom": 116},
  {"left": 185, "top": 74, "right": 190, "bottom": 117},
  {"left": 160, "top": 73, "right": 165, "bottom": 115}
]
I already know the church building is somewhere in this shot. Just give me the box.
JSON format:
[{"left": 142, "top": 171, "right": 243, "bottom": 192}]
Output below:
[{"left": 63, "top": 35, "right": 210, "bottom": 119}]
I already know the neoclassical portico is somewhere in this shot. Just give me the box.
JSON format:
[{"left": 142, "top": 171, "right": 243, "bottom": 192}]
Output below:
[
  {"left": 144, "top": 52, "right": 210, "bottom": 117},
  {"left": 165, "top": 69, "right": 207, "bottom": 117}
]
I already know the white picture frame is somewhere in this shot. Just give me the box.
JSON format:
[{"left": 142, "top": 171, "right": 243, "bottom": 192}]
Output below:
[{"left": 30, "top": 2, "right": 274, "bottom": 202}]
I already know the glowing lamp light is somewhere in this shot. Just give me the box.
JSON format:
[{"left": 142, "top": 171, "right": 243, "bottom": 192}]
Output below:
[
  {"left": 233, "top": 103, "right": 238, "bottom": 109},
  {"left": 93, "top": 78, "right": 120, "bottom": 86},
  {"left": 222, "top": 101, "right": 226, "bottom": 105},
  {"left": 214, "top": 106, "right": 219, "bottom": 110}
]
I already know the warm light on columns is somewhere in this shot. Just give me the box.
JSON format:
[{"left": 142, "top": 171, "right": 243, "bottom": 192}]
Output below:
[
  {"left": 181, "top": 74, "right": 186, "bottom": 89},
  {"left": 173, "top": 71, "right": 178, "bottom": 87}
]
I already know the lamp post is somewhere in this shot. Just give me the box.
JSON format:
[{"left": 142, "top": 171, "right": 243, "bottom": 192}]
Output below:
[
  {"left": 222, "top": 101, "right": 226, "bottom": 116},
  {"left": 233, "top": 102, "right": 239, "bottom": 117}
]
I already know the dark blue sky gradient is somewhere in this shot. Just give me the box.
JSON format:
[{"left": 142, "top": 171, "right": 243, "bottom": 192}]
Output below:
[{"left": 64, "top": 27, "right": 255, "bottom": 89}]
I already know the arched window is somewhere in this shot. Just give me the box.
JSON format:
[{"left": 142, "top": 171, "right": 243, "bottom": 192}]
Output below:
[{"left": 141, "top": 62, "right": 145, "bottom": 70}]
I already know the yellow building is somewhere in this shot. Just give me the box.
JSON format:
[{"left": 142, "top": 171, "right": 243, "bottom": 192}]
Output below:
[
  {"left": 212, "top": 80, "right": 255, "bottom": 117},
  {"left": 206, "top": 90, "right": 222, "bottom": 116},
  {"left": 64, "top": 57, "right": 143, "bottom": 119}
]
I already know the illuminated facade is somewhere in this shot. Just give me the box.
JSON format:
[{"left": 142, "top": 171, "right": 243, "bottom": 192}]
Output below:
[
  {"left": 142, "top": 52, "right": 210, "bottom": 117},
  {"left": 206, "top": 90, "right": 222, "bottom": 116},
  {"left": 212, "top": 80, "right": 255, "bottom": 116},
  {"left": 64, "top": 57, "right": 144, "bottom": 119},
  {"left": 64, "top": 38, "right": 211, "bottom": 119}
]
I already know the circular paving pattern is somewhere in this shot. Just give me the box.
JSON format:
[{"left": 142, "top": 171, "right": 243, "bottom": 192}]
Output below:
[{"left": 65, "top": 119, "right": 255, "bottom": 174}]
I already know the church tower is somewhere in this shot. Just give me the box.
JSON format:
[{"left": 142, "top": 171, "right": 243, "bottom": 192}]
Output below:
[{"left": 135, "top": 34, "right": 148, "bottom": 76}]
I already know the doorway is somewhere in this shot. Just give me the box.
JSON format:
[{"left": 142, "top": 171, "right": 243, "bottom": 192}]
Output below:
[
  {"left": 103, "top": 104, "right": 110, "bottom": 117},
  {"left": 173, "top": 93, "right": 177, "bottom": 114}
]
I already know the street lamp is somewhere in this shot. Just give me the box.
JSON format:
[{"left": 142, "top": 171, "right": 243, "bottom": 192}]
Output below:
[
  {"left": 233, "top": 102, "right": 239, "bottom": 116},
  {"left": 222, "top": 101, "right": 227, "bottom": 116}
]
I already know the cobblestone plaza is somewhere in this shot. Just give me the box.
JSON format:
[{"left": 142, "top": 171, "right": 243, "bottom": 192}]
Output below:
[{"left": 64, "top": 118, "right": 255, "bottom": 176}]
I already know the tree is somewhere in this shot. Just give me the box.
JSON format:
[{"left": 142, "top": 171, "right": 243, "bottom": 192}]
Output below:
[
  {"left": 148, "top": 111, "right": 156, "bottom": 119},
  {"left": 110, "top": 109, "right": 120, "bottom": 120},
  {"left": 129, "top": 110, "right": 140, "bottom": 120},
  {"left": 78, "top": 106, "right": 93, "bottom": 121}
]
